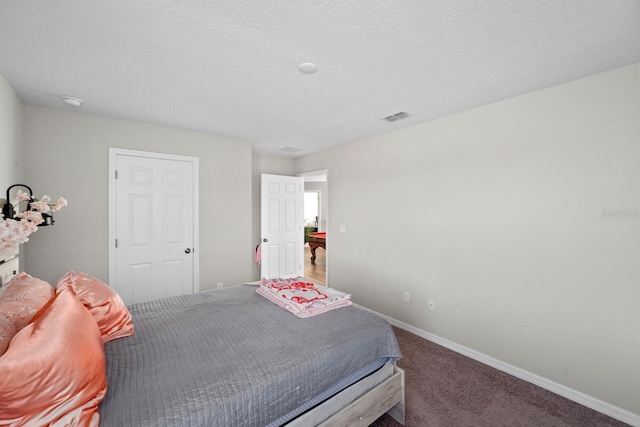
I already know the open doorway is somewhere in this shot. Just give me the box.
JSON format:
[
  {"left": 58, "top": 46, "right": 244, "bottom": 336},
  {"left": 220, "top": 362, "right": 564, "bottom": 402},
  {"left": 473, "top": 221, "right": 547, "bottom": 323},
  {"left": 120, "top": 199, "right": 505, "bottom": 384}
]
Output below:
[{"left": 299, "top": 170, "right": 328, "bottom": 286}]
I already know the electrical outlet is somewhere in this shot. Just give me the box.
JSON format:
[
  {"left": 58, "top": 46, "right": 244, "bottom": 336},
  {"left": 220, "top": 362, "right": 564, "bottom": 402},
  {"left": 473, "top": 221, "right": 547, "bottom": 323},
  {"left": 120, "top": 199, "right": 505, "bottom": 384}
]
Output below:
[
  {"left": 428, "top": 298, "right": 435, "bottom": 311},
  {"left": 217, "top": 282, "right": 224, "bottom": 289},
  {"left": 403, "top": 291, "right": 410, "bottom": 303}
]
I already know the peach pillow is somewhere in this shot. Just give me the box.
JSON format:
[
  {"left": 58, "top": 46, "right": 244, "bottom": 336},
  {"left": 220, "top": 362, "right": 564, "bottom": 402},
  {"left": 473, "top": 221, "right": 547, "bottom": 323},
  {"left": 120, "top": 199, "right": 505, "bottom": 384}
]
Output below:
[
  {"left": 0, "top": 272, "right": 54, "bottom": 330},
  {"left": 56, "top": 271, "right": 134, "bottom": 342},
  {"left": 0, "top": 315, "right": 16, "bottom": 356},
  {"left": 0, "top": 288, "right": 107, "bottom": 426}
]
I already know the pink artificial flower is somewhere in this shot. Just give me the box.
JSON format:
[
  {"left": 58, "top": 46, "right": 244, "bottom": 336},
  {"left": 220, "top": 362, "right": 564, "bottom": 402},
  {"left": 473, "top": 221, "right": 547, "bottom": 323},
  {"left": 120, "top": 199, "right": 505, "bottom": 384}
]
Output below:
[
  {"left": 16, "top": 210, "right": 45, "bottom": 225},
  {"left": 0, "top": 222, "right": 12, "bottom": 248},
  {"left": 0, "top": 192, "right": 66, "bottom": 253},
  {"left": 15, "top": 190, "right": 32, "bottom": 203},
  {"left": 30, "top": 200, "right": 51, "bottom": 213},
  {"left": 19, "top": 220, "right": 38, "bottom": 235},
  {"left": 0, "top": 218, "right": 36, "bottom": 250},
  {"left": 52, "top": 197, "right": 68, "bottom": 211}
]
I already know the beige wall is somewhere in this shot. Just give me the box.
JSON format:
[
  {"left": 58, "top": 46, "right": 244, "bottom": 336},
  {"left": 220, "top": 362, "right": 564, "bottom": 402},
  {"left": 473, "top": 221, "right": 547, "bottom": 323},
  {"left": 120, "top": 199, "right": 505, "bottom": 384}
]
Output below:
[
  {"left": 23, "top": 106, "right": 254, "bottom": 288},
  {"left": 295, "top": 63, "right": 640, "bottom": 415},
  {"left": 0, "top": 74, "right": 25, "bottom": 267},
  {"left": 0, "top": 73, "right": 24, "bottom": 202}
]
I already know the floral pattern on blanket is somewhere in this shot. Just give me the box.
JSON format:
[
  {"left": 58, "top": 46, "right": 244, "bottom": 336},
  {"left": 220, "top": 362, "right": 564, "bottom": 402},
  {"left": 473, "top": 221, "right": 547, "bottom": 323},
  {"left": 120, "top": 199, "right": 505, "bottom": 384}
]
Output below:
[{"left": 267, "top": 281, "right": 330, "bottom": 306}]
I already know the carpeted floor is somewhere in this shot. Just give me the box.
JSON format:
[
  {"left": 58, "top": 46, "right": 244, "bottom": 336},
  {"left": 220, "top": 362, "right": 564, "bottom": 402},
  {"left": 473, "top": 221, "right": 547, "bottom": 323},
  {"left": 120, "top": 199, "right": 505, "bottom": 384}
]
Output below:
[{"left": 370, "top": 327, "right": 630, "bottom": 427}]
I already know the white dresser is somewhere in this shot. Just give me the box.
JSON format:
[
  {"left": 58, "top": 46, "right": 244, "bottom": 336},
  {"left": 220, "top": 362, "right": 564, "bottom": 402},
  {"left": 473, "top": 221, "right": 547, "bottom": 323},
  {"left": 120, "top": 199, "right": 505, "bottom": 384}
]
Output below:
[{"left": 0, "top": 255, "right": 19, "bottom": 288}]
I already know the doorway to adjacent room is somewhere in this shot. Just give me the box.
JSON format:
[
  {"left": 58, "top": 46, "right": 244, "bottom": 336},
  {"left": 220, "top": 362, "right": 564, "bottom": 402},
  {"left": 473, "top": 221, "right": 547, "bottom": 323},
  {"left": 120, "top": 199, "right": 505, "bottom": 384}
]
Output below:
[{"left": 299, "top": 170, "right": 328, "bottom": 286}]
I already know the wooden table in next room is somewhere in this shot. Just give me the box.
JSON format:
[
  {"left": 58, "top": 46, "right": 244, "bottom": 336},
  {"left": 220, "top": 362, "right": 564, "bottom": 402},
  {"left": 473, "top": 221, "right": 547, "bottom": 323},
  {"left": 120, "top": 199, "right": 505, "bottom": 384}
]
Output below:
[{"left": 307, "top": 232, "right": 326, "bottom": 264}]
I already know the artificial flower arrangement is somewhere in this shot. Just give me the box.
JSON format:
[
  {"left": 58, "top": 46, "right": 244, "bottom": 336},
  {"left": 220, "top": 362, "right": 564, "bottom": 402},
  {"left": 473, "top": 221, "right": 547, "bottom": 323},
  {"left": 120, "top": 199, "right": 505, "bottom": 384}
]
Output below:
[{"left": 0, "top": 190, "right": 67, "bottom": 257}]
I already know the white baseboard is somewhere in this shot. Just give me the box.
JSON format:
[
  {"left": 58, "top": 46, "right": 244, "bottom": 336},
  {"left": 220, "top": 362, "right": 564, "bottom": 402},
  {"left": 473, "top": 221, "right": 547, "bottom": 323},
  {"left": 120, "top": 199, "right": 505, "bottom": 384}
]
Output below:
[{"left": 356, "top": 305, "right": 640, "bottom": 427}]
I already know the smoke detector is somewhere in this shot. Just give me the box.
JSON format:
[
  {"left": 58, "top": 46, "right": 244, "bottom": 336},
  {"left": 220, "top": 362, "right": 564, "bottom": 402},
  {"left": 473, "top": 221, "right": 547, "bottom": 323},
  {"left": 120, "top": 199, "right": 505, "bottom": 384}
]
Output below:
[
  {"left": 62, "top": 96, "right": 83, "bottom": 107},
  {"left": 298, "top": 63, "right": 318, "bottom": 74}
]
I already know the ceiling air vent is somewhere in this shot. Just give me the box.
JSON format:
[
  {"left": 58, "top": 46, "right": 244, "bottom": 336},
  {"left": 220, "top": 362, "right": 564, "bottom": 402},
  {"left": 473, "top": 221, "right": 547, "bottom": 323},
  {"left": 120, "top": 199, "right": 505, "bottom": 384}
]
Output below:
[{"left": 382, "top": 111, "right": 412, "bottom": 122}]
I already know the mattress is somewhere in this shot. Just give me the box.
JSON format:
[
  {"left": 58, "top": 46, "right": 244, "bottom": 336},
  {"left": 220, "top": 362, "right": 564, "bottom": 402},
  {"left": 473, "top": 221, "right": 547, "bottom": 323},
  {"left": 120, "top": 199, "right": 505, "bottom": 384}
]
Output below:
[{"left": 99, "top": 285, "right": 401, "bottom": 426}]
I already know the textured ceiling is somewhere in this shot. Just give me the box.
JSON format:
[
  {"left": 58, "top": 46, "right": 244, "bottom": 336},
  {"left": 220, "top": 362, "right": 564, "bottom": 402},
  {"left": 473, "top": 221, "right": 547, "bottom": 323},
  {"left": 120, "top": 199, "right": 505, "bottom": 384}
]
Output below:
[{"left": 1, "top": 1, "right": 639, "bottom": 157}]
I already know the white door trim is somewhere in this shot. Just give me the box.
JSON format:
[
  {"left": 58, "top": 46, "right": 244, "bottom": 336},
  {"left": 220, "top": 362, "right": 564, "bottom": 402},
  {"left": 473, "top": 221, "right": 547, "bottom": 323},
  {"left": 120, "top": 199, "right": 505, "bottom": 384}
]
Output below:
[{"left": 108, "top": 148, "right": 200, "bottom": 292}]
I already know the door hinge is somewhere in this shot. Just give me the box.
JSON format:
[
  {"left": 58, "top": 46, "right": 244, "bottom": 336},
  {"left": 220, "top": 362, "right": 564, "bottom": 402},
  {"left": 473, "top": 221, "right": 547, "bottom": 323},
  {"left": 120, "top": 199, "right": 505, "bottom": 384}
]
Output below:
[
  {"left": 115, "top": 170, "right": 118, "bottom": 179},
  {"left": 115, "top": 239, "right": 118, "bottom": 248}
]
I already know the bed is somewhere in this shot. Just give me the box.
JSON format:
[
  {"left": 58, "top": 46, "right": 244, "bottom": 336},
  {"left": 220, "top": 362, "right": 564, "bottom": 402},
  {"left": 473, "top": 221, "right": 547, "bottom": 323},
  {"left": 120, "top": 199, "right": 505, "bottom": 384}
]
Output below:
[
  {"left": 0, "top": 267, "right": 404, "bottom": 426},
  {"left": 99, "top": 284, "right": 405, "bottom": 426}
]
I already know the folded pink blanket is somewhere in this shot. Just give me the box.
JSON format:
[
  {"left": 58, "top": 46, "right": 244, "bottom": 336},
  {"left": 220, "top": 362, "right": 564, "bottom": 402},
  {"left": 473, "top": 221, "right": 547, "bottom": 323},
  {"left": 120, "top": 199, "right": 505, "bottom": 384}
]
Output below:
[{"left": 257, "top": 278, "right": 351, "bottom": 318}]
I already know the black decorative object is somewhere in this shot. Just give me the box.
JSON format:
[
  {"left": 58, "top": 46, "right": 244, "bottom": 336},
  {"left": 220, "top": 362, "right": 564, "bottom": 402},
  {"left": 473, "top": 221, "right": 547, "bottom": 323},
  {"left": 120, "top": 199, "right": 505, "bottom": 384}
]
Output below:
[{"left": 2, "top": 184, "right": 54, "bottom": 226}]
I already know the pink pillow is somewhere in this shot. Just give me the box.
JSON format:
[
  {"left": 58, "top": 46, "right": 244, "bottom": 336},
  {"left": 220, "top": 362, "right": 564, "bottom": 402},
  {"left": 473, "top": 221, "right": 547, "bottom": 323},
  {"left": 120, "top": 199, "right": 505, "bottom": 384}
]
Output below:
[
  {"left": 0, "top": 288, "right": 107, "bottom": 426},
  {"left": 56, "top": 271, "right": 134, "bottom": 342},
  {"left": 0, "top": 272, "right": 54, "bottom": 330},
  {"left": 0, "top": 315, "right": 16, "bottom": 356}
]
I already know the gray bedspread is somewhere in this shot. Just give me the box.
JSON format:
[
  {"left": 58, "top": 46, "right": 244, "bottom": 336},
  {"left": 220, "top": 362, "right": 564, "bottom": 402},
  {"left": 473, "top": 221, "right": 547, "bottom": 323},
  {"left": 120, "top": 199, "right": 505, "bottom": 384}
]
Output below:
[{"left": 99, "top": 285, "right": 401, "bottom": 427}]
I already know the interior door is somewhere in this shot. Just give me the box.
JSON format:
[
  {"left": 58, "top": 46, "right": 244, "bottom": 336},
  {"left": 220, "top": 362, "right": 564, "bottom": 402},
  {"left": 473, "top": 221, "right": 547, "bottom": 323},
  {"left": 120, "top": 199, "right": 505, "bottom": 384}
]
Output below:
[
  {"left": 260, "top": 174, "right": 304, "bottom": 279},
  {"left": 112, "top": 152, "right": 196, "bottom": 305}
]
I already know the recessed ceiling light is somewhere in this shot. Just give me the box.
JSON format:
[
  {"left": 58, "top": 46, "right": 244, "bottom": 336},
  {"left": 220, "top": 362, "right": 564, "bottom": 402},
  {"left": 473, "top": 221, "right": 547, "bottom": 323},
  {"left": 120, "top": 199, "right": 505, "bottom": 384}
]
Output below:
[
  {"left": 298, "top": 63, "right": 318, "bottom": 74},
  {"left": 61, "top": 96, "right": 83, "bottom": 107}
]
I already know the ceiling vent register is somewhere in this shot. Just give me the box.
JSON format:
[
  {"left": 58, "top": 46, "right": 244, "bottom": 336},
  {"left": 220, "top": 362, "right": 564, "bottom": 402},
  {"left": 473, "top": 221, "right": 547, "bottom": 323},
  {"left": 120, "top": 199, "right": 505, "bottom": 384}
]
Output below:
[
  {"left": 382, "top": 111, "right": 412, "bottom": 122},
  {"left": 278, "top": 146, "right": 303, "bottom": 153}
]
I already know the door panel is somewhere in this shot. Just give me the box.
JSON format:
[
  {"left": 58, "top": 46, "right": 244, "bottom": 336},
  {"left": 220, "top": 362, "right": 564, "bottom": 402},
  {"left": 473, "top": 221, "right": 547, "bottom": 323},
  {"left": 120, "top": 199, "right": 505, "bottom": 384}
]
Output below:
[
  {"left": 129, "top": 263, "right": 152, "bottom": 306},
  {"left": 130, "top": 195, "right": 152, "bottom": 246},
  {"left": 284, "top": 243, "right": 296, "bottom": 276},
  {"left": 260, "top": 174, "right": 304, "bottom": 279}
]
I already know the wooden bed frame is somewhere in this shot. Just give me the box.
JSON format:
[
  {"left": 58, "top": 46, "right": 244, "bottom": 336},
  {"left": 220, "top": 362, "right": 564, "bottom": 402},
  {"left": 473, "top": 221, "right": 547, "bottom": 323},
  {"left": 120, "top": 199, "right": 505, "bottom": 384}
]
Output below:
[{"left": 307, "top": 365, "right": 405, "bottom": 426}]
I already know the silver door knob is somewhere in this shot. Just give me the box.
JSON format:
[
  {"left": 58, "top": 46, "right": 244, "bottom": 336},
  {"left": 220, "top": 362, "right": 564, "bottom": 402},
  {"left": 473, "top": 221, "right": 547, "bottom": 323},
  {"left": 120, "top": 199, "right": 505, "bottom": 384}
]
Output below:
[
  {"left": 185, "top": 248, "right": 192, "bottom": 254},
  {"left": 262, "top": 238, "right": 268, "bottom": 243}
]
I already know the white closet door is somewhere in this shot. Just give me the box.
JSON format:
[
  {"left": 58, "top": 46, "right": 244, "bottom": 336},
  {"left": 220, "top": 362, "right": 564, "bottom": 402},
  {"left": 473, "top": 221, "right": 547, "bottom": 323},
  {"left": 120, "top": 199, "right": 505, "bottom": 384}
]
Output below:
[{"left": 113, "top": 153, "right": 195, "bottom": 305}]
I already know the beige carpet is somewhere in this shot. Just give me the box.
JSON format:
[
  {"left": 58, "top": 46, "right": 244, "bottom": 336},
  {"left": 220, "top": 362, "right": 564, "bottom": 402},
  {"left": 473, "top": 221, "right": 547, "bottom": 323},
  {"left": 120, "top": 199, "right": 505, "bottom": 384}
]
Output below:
[{"left": 370, "top": 327, "right": 629, "bottom": 427}]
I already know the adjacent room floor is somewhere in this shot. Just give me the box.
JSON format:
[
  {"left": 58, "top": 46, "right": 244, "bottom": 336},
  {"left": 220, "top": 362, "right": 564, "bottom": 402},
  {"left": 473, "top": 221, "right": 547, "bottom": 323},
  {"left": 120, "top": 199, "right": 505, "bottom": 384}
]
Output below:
[{"left": 304, "top": 243, "right": 325, "bottom": 286}]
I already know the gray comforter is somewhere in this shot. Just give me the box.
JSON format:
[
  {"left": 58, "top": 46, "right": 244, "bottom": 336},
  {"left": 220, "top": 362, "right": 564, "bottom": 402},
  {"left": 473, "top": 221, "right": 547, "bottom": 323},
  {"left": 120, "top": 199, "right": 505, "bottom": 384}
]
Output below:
[{"left": 99, "top": 285, "right": 401, "bottom": 427}]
